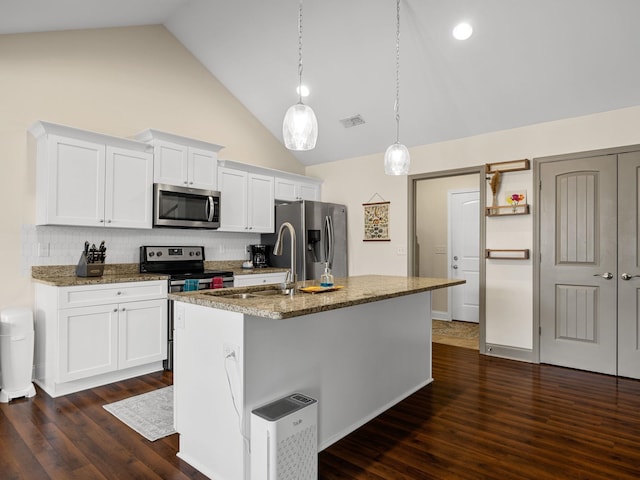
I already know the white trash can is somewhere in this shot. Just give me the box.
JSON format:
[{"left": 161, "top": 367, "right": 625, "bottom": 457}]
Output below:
[{"left": 0, "top": 307, "right": 37, "bottom": 403}]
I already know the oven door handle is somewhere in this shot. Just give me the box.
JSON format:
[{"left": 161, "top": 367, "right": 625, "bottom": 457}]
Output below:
[{"left": 206, "top": 196, "right": 215, "bottom": 222}]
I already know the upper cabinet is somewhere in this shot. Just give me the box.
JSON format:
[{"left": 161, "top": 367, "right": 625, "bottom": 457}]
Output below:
[
  {"left": 274, "top": 175, "right": 321, "bottom": 202},
  {"left": 217, "top": 165, "right": 275, "bottom": 233},
  {"left": 135, "top": 129, "right": 223, "bottom": 190},
  {"left": 30, "top": 121, "right": 153, "bottom": 229}
]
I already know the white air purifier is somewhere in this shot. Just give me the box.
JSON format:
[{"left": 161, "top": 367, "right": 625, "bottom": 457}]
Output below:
[{"left": 250, "top": 393, "right": 317, "bottom": 480}]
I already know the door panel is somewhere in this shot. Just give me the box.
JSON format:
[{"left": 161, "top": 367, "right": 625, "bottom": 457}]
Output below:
[
  {"left": 539, "top": 155, "right": 617, "bottom": 375},
  {"left": 618, "top": 151, "right": 640, "bottom": 378},
  {"left": 450, "top": 190, "right": 480, "bottom": 323}
]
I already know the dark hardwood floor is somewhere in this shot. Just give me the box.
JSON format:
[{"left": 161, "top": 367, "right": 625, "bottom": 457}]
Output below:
[{"left": 2, "top": 343, "right": 640, "bottom": 479}]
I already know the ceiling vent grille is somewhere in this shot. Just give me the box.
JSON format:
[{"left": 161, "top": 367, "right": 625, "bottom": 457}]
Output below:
[{"left": 339, "top": 114, "right": 366, "bottom": 128}]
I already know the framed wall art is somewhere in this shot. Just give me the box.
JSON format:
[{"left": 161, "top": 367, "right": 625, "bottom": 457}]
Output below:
[{"left": 363, "top": 199, "right": 390, "bottom": 242}]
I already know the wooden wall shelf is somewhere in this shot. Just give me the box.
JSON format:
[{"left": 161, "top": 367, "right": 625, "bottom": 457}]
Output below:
[
  {"left": 485, "top": 159, "right": 530, "bottom": 174},
  {"left": 486, "top": 204, "right": 529, "bottom": 216},
  {"left": 485, "top": 249, "right": 530, "bottom": 260}
]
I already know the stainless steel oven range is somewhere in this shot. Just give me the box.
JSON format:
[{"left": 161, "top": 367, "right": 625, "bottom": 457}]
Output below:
[{"left": 139, "top": 245, "right": 233, "bottom": 370}]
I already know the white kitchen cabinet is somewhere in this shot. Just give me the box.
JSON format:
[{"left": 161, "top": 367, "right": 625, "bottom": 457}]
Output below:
[
  {"left": 217, "top": 166, "right": 275, "bottom": 233},
  {"left": 233, "top": 271, "right": 288, "bottom": 287},
  {"left": 274, "top": 176, "right": 321, "bottom": 201},
  {"left": 35, "top": 280, "right": 167, "bottom": 397},
  {"left": 136, "top": 129, "right": 223, "bottom": 190},
  {"left": 29, "top": 121, "right": 153, "bottom": 228}
]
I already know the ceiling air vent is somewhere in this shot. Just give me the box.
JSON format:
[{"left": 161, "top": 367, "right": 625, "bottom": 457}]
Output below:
[{"left": 339, "top": 114, "right": 366, "bottom": 128}]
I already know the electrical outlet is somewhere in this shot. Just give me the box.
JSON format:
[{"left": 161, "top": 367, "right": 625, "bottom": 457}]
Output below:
[
  {"left": 396, "top": 246, "right": 407, "bottom": 256},
  {"left": 246, "top": 245, "right": 251, "bottom": 253},
  {"left": 223, "top": 342, "right": 239, "bottom": 361}
]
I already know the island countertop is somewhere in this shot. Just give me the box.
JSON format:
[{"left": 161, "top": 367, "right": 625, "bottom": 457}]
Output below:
[{"left": 168, "top": 274, "right": 464, "bottom": 319}]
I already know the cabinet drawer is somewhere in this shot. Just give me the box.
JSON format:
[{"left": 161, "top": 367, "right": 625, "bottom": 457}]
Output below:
[
  {"left": 234, "top": 272, "right": 287, "bottom": 287},
  {"left": 59, "top": 281, "right": 167, "bottom": 308}
]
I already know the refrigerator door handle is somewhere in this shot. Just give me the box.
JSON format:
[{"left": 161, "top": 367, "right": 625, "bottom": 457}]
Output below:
[{"left": 324, "top": 215, "right": 335, "bottom": 268}]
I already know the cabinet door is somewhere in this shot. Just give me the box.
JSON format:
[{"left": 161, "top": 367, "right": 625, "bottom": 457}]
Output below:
[
  {"left": 118, "top": 299, "right": 167, "bottom": 369},
  {"left": 153, "top": 140, "right": 189, "bottom": 186},
  {"left": 46, "top": 135, "right": 105, "bottom": 226},
  {"left": 248, "top": 173, "right": 274, "bottom": 233},
  {"left": 218, "top": 167, "right": 248, "bottom": 231},
  {"left": 58, "top": 304, "right": 118, "bottom": 382},
  {"left": 274, "top": 177, "right": 298, "bottom": 201},
  {"left": 298, "top": 181, "right": 320, "bottom": 201},
  {"left": 188, "top": 147, "right": 218, "bottom": 190},
  {"left": 104, "top": 146, "right": 153, "bottom": 229}
]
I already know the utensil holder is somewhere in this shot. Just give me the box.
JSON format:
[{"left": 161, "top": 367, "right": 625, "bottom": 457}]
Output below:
[{"left": 75, "top": 253, "right": 105, "bottom": 277}]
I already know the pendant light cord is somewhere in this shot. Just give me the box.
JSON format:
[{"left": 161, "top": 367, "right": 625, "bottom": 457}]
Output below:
[
  {"left": 297, "top": 0, "right": 304, "bottom": 103},
  {"left": 394, "top": 0, "right": 401, "bottom": 144}
]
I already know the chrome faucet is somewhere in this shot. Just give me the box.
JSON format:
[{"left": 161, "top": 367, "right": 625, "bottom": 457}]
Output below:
[{"left": 273, "top": 222, "right": 297, "bottom": 290}]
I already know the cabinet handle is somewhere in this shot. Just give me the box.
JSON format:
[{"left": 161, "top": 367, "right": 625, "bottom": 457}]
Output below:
[{"left": 117, "top": 291, "right": 122, "bottom": 295}]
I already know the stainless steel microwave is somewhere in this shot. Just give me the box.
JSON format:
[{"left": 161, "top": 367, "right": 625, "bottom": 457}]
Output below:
[{"left": 154, "top": 183, "right": 220, "bottom": 229}]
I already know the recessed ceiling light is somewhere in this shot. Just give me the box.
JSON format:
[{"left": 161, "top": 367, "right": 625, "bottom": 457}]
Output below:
[
  {"left": 296, "top": 85, "right": 310, "bottom": 97},
  {"left": 453, "top": 22, "right": 473, "bottom": 40}
]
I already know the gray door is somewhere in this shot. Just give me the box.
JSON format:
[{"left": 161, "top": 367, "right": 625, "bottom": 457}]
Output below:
[
  {"left": 539, "top": 155, "right": 618, "bottom": 375},
  {"left": 618, "top": 151, "right": 640, "bottom": 378}
]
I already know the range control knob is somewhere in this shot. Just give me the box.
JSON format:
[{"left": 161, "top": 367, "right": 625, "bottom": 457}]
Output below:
[
  {"left": 189, "top": 251, "right": 195, "bottom": 256},
  {"left": 196, "top": 251, "right": 201, "bottom": 256},
  {"left": 156, "top": 251, "right": 163, "bottom": 257},
  {"left": 149, "top": 251, "right": 155, "bottom": 257}
]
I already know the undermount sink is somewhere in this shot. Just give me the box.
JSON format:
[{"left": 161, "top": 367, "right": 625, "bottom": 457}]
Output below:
[
  {"left": 202, "top": 288, "right": 294, "bottom": 299},
  {"left": 250, "top": 288, "right": 294, "bottom": 296}
]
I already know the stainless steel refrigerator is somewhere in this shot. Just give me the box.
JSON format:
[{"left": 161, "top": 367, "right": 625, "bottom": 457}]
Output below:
[{"left": 262, "top": 201, "right": 348, "bottom": 281}]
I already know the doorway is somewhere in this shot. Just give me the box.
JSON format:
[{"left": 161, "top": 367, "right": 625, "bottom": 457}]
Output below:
[
  {"left": 409, "top": 167, "right": 486, "bottom": 352},
  {"left": 536, "top": 147, "right": 640, "bottom": 379}
]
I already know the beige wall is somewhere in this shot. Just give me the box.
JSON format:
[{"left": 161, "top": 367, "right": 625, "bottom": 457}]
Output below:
[
  {"left": 309, "top": 105, "right": 640, "bottom": 351},
  {"left": 0, "top": 25, "right": 302, "bottom": 311}
]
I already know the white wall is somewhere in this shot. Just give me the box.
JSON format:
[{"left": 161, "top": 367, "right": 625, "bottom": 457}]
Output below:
[
  {"left": 309, "top": 105, "right": 640, "bottom": 351},
  {"left": 0, "top": 26, "right": 302, "bottom": 312}
]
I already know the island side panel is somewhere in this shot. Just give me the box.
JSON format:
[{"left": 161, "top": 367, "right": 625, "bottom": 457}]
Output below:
[
  {"left": 243, "top": 291, "right": 432, "bottom": 451},
  {"left": 173, "top": 302, "right": 247, "bottom": 480}
]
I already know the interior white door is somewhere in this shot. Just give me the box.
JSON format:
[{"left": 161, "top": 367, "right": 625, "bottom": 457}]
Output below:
[{"left": 449, "top": 190, "right": 480, "bottom": 323}]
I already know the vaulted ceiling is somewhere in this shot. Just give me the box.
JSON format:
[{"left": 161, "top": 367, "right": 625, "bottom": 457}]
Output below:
[{"left": 4, "top": 0, "right": 640, "bottom": 166}]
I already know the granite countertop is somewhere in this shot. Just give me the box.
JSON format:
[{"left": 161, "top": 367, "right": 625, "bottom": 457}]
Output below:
[
  {"left": 168, "top": 275, "right": 464, "bottom": 320},
  {"left": 31, "top": 261, "right": 288, "bottom": 287},
  {"left": 31, "top": 264, "right": 168, "bottom": 287}
]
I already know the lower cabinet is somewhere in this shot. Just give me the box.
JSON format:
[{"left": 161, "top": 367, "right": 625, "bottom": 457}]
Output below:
[{"left": 35, "top": 280, "right": 167, "bottom": 397}]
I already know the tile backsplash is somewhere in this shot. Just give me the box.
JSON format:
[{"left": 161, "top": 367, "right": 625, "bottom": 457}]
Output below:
[{"left": 21, "top": 224, "right": 259, "bottom": 276}]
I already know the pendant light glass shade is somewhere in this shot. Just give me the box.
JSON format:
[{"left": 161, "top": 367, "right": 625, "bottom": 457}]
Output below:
[
  {"left": 283, "top": 102, "right": 318, "bottom": 151},
  {"left": 283, "top": 0, "right": 318, "bottom": 151},
  {"left": 384, "top": 142, "right": 410, "bottom": 175},
  {"left": 385, "top": 0, "right": 410, "bottom": 175}
]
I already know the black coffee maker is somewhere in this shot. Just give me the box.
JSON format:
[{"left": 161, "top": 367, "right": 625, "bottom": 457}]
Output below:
[{"left": 250, "top": 244, "right": 269, "bottom": 268}]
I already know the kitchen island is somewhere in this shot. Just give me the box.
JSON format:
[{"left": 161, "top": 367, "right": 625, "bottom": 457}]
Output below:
[{"left": 170, "top": 275, "right": 462, "bottom": 480}]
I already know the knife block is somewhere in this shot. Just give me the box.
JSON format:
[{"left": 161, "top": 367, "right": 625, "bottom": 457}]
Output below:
[{"left": 75, "top": 253, "right": 105, "bottom": 277}]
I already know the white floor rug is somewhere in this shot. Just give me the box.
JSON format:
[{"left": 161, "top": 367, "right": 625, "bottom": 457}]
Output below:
[{"left": 103, "top": 386, "right": 176, "bottom": 441}]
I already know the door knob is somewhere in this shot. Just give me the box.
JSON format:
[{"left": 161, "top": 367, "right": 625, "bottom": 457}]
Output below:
[
  {"left": 452, "top": 265, "right": 458, "bottom": 269},
  {"left": 593, "top": 272, "right": 614, "bottom": 279},
  {"left": 453, "top": 256, "right": 459, "bottom": 261},
  {"left": 621, "top": 273, "right": 640, "bottom": 280}
]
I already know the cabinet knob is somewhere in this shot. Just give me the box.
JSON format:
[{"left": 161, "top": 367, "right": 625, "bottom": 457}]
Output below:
[
  {"left": 121, "top": 307, "right": 126, "bottom": 312},
  {"left": 113, "top": 308, "right": 118, "bottom": 312},
  {"left": 189, "top": 181, "right": 193, "bottom": 185},
  {"left": 107, "top": 219, "right": 112, "bottom": 223},
  {"left": 99, "top": 219, "right": 104, "bottom": 223},
  {"left": 184, "top": 181, "right": 188, "bottom": 185},
  {"left": 117, "top": 291, "right": 122, "bottom": 295}
]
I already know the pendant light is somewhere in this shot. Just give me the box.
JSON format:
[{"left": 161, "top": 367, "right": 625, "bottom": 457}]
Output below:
[
  {"left": 384, "top": 0, "right": 410, "bottom": 175},
  {"left": 283, "top": 0, "right": 318, "bottom": 151}
]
